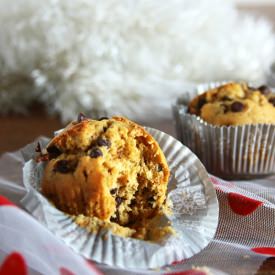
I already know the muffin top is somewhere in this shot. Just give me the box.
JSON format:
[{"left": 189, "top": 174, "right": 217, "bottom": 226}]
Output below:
[{"left": 188, "top": 82, "right": 275, "bottom": 126}]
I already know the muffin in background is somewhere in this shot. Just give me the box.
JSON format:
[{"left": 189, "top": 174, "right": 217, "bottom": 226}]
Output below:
[
  {"left": 188, "top": 82, "right": 275, "bottom": 126},
  {"left": 174, "top": 82, "right": 275, "bottom": 180}
]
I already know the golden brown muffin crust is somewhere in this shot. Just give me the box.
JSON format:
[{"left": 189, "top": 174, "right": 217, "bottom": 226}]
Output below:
[{"left": 188, "top": 83, "right": 275, "bottom": 126}]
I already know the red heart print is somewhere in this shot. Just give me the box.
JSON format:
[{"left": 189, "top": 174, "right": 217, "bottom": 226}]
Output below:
[
  {"left": 59, "top": 267, "right": 75, "bottom": 275},
  {"left": 0, "top": 196, "right": 15, "bottom": 207},
  {"left": 251, "top": 247, "right": 275, "bottom": 256},
  {"left": 0, "top": 252, "right": 27, "bottom": 275},
  {"left": 171, "top": 259, "right": 186, "bottom": 265},
  {"left": 228, "top": 192, "right": 263, "bottom": 216},
  {"left": 85, "top": 260, "right": 101, "bottom": 274}
]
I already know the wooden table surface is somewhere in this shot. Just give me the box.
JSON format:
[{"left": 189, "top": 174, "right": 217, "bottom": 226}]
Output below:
[
  {"left": 0, "top": 4, "right": 275, "bottom": 274},
  {"left": 0, "top": 104, "right": 63, "bottom": 154}
]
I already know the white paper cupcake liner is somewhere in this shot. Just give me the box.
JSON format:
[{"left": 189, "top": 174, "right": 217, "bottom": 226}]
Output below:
[
  {"left": 173, "top": 82, "right": 275, "bottom": 180},
  {"left": 20, "top": 128, "right": 218, "bottom": 270}
]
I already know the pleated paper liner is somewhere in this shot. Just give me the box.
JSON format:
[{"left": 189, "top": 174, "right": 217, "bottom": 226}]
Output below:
[
  {"left": 20, "top": 128, "right": 219, "bottom": 270},
  {"left": 173, "top": 82, "right": 275, "bottom": 180}
]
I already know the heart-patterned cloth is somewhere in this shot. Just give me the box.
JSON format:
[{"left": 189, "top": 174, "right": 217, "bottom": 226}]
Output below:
[
  {"left": 0, "top": 148, "right": 275, "bottom": 274},
  {"left": 0, "top": 195, "right": 101, "bottom": 275}
]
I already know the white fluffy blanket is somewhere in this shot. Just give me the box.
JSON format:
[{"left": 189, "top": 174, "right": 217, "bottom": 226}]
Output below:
[{"left": 0, "top": 0, "right": 274, "bottom": 122}]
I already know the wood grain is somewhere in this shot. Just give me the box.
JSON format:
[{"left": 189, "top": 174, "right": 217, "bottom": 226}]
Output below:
[{"left": 0, "top": 104, "right": 63, "bottom": 154}]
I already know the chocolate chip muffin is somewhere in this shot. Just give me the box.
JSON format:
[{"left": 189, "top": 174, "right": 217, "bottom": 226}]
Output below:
[
  {"left": 188, "top": 83, "right": 275, "bottom": 126},
  {"left": 173, "top": 82, "right": 275, "bottom": 179},
  {"left": 40, "top": 116, "right": 171, "bottom": 239}
]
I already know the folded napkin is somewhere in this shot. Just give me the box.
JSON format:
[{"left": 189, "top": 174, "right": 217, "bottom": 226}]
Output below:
[{"left": 0, "top": 146, "right": 275, "bottom": 275}]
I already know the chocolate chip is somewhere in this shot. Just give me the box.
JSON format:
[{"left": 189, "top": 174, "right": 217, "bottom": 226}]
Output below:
[
  {"left": 54, "top": 160, "right": 77, "bottom": 173},
  {"left": 198, "top": 96, "right": 207, "bottom": 110},
  {"left": 231, "top": 101, "right": 244, "bottom": 112},
  {"left": 98, "top": 117, "right": 109, "bottom": 121},
  {"left": 157, "top": 164, "right": 163, "bottom": 172},
  {"left": 110, "top": 208, "right": 121, "bottom": 223},
  {"left": 130, "top": 198, "right": 136, "bottom": 206},
  {"left": 269, "top": 97, "right": 275, "bottom": 107},
  {"left": 77, "top": 112, "right": 87, "bottom": 122},
  {"left": 110, "top": 188, "right": 117, "bottom": 195},
  {"left": 110, "top": 216, "right": 119, "bottom": 223},
  {"left": 97, "top": 137, "right": 111, "bottom": 148},
  {"left": 148, "top": 197, "right": 155, "bottom": 204},
  {"left": 258, "top": 85, "right": 271, "bottom": 95},
  {"left": 221, "top": 96, "right": 231, "bottom": 101},
  {"left": 35, "top": 142, "right": 42, "bottom": 153},
  {"left": 89, "top": 147, "right": 103, "bottom": 158},
  {"left": 47, "top": 146, "right": 61, "bottom": 159},
  {"left": 115, "top": 197, "right": 123, "bottom": 206}
]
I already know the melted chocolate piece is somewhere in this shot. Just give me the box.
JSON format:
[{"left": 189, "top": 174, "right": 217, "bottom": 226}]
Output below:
[
  {"left": 110, "top": 216, "right": 119, "bottom": 223},
  {"left": 97, "top": 137, "right": 111, "bottom": 148},
  {"left": 89, "top": 147, "right": 103, "bottom": 158},
  {"left": 157, "top": 164, "right": 163, "bottom": 172},
  {"left": 130, "top": 198, "right": 136, "bottom": 206},
  {"left": 148, "top": 196, "right": 155, "bottom": 204},
  {"left": 110, "top": 208, "right": 120, "bottom": 223},
  {"left": 35, "top": 142, "right": 42, "bottom": 153},
  {"left": 269, "top": 97, "right": 275, "bottom": 107},
  {"left": 54, "top": 160, "right": 78, "bottom": 173},
  {"left": 110, "top": 188, "right": 117, "bottom": 195},
  {"left": 258, "top": 85, "right": 271, "bottom": 95},
  {"left": 77, "top": 112, "right": 87, "bottom": 122},
  {"left": 47, "top": 146, "right": 62, "bottom": 159},
  {"left": 198, "top": 96, "right": 207, "bottom": 110},
  {"left": 115, "top": 197, "right": 123, "bottom": 207},
  {"left": 98, "top": 117, "right": 109, "bottom": 121},
  {"left": 231, "top": 101, "right": 244, "bottom": 112},
  {"left": 221, "top": 96, "right": 232, "bottom": 101}
]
